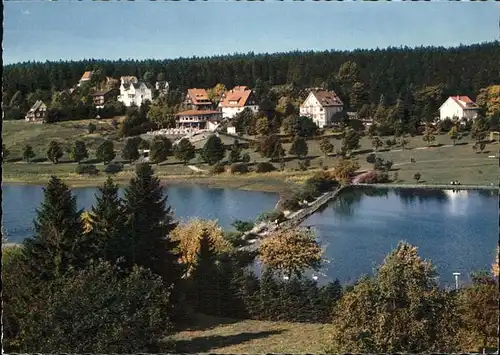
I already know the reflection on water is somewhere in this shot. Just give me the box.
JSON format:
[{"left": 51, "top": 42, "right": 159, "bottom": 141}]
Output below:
[{"left": 303, "top": 187, "right": 498, "bottom": 286}]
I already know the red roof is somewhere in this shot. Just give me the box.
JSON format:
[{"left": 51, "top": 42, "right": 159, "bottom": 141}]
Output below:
[
  {"left": 219, "top": 87, "right": 253, "bottom": 108},
  {"left": 449, "top": 96, "right": 478, "bottom": 109},
  {"left": 187, "top": 89, "right": 211, "bottom": 106},
  {"left": 80, "top": 71, "right": 93, "bottom": 81},
  {"left": 176, "top": 109, "right": 221, "bottom": 116}
]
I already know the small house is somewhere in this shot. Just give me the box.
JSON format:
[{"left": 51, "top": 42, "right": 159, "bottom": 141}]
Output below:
[
  {"left": 439, "top": 96, "right": 479, "bottom": 121},
  {"left": 91, "top": 89, "right": 119, "bottom": 108},
  {"left": 218, "top": 86, "right": 259, "bottom": 119},
  {"left": 175, "top": 109, "right": 222, "bottom": 131},
  {"left": 25, "top": 100, "right": 47, "bottom": 123},
  {"left": 299, "top": 89, "right": 344, "bottom": 128}
]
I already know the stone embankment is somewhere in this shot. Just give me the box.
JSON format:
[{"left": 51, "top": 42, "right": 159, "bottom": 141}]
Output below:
[{"left": 240, "top": 186, "right": 348, "bottom": 251}]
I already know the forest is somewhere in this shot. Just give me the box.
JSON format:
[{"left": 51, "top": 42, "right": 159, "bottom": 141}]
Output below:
[{"left": 3, "top": 41, "right": 500, "bottom": 117}]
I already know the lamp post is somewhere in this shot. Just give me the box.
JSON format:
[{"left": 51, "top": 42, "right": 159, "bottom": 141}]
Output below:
[{"left": 453, "top": 272, "right": 461, "bottom": 290}]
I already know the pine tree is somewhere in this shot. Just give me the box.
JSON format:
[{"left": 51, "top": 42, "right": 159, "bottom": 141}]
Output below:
[
  {"left": 23, "top": 176, "right": 86, "bottom": 281},
  {"left": 228, "top": 139, "right": 242, "bottom": 163},
  {"left": 69, "top": 140, "right": 88, "bottom": 164},
  {"left": 201, "top": 135, "right": 226, "bottom": 165},
  {"left": 122, "top": 163, "right": 181, "bottom": 290},
  {"left": 257, "top": 268, "right": 281, "bottom": 320},
  {"left": 89, "top": 177, "right": 126, "bottom": 263},
  {"left": 149, "top": 136, "right": 170, "bottom": 165},
  {"left": 96, "top": 140, "right": 116, "bottom": 164},
  {"left": 289, "top": 136, "right": 308, "bottom": 159},
  {"left": 121, "top": 138, "right": 140, "bottom": 163},
  {"left": 174, "top": 138, "right": 195, "bottom": 165},
  {"left": 23, "top": 145, "right": 36, "bottom": 163}
]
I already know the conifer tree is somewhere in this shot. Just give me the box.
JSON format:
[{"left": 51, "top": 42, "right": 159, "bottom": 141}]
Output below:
[
  {"left": 46, "top": 140, "right": 63, "bottom": 164},
  {"left": 89, "top": 177, "right": 126, "bottom": 263},
  {"left": 122, "top": 163, "right": 181, "bottom": 290},
  {"left": 201, "top": 135, "right": 226, "bottom": 165},
  {"left": 257, "top": 268, "right": 281, "bottom": 320},
  {"left": 289, "top": 136, "right": 309, "bottom": 159},
  {"left": 23, "top": 176, "right": 86, "bottom": 281}
]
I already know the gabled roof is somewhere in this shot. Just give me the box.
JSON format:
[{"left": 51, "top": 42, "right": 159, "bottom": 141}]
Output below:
[
  {"left": 187, "top": 89, "right": 211, "bottom": 105},
  {"left": 449, "top": 96, "right": 479, "bottom": 110},
  {"left": 120, "top": 76, "right": 138, "bottom": 84},
  {"left": 80, "top": 71, "right": 93, "bottom": 81},
  {"left": 219, "top": 87, "right": 253, "bottom": 108},
  {"left": 91, "top": 88, "right": 117, "bottom": 96},
  {"left": 309, "top": 90, "right": 343, "bottom": 107},
  {"left": 176, "top": 109, "right": 221, "bottom": 116},
  {"left": 28, "top": 100, "right": 46, "bottom": 112}
]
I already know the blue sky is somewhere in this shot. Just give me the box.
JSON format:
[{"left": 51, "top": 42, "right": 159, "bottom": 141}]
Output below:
[{"left": 3, "top": 1, "right": 499, "bottom": 64}]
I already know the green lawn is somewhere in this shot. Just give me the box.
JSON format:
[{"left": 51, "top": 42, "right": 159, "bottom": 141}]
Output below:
[{"left": 3, "top": 120, "right": 497, "bottom": 191}]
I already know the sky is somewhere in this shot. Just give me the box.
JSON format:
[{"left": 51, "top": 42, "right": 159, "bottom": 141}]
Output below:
[{"left": 3, "top": 1, "right": 499, "bottom": 65}]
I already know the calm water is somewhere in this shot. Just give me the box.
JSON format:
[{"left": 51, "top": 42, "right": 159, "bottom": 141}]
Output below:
[
  {"left": 2, "top": 184, "right": 498, "bottom": 287},
  {"left": 302, "top": 187, "right": 498, "bottom": 287},
  {"left": 1, "top": 184, "right": 279, "bottom": 243}
]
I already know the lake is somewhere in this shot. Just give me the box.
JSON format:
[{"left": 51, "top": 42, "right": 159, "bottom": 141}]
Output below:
[
  {"left": 301, "top": 186, "right": 498, "bottom": 287},
  {"left": 1, "top": 183, "right": 279, "bottom": 243},
  {"left": 2, "top": 184, "right": 497, "bottom": 287}
]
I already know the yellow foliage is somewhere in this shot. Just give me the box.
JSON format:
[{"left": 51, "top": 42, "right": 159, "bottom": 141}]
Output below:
[
  {"left": 171, "top": 219, "right": 233, "bottom": 276},
  {"left": 332, "top": 158, "right": 360, "bottom": 184},
  {"left": 259, "top": 228, "right": 323, "bottom": 278},
  {"left": 476, "top": 85, "right": 500, "bottom": 118},
  {"left": 492, "top": 246, "right": 499, "bottom": 278},
  {"left": 80, "top": 210, "right": 95, "bottom": 234}
]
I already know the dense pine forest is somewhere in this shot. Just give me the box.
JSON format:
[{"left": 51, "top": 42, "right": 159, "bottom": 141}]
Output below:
[{"left": 3, "top": 41, "right": 500, "bottom": 109}]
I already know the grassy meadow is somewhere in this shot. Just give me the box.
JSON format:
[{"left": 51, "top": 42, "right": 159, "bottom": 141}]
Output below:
[{"left": 2, "top": 119, "right": 498, "bottom": 191}]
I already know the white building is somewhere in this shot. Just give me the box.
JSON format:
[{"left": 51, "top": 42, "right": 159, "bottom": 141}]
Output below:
[
  {"left": 439, "top": 96, "right": 480, "bottom": 121},
  {"left": 175, "top": 109, "right": 223, "bottom": 131},
  {"left": 218, "top": 86, "right": 259, "bottom": 119},
  {"left": 299, "top": 89, "right": 344, "bottom": 128},
  {"left": 118, "top": 76, "right": 153, "bottom": 107}
]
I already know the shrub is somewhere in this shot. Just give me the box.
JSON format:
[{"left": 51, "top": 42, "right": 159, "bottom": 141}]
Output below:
[
  {"left": 304, "top": 171, "right": 338, "bottom": 194},
  {"left": 255, "top": 162, "right": 276, "bottom": 173},
  {"left": 230, "top": 163, "right": 249, "bottom": 174},
  {"left": 103, "top": 162, "right": 124, "bottom": 175},
  {"left": 280, "top": 196, "right": 302, "bottom": 212},
  {"left": 241, "top": 153, "right": 251, "bottom": 163},
  {"left": 87, "top": 122, "right": 97, "bottom": 134},
  {"left": 256, "top": 210, "right": 285, "bottom": 223},
  {"left": 75, "top": 164, "right": 99, "bottom": 175},
  {"left": 297, "top": 158, "right": 311, "bottom": 171},
  {"left": 357, "top": 170, "right": 389, "bottom": 184},
  {"left": 210, "top": 163, "right": 226, "bottom": 175}
]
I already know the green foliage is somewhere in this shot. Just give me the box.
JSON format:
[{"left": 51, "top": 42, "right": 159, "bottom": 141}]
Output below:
[
  {"left": 422, "top": 125, "right": 436, "bottom": 147},
  {"left": 22, "top": 176, "right": 86, "bottom": 281},
  {"left": 241, "top": 152, "right": 251, "bottom": 163},
  {"left": 413, "top": 172, "right": 421, "bottom": 182},
  {"left": 228, "top": 140, "right": 242, "bottom": 164},
  {"left": 471, "top": 116, "right": 488, "bottom": 143},
  {"left": 87, "top": 122, "right": 97, "bottom": 134},
  {"left": 96, "top": 140, "right": 116, "bottom": 164},
  {"left": 371, "top": 136, "right": 383, "bottom": 151},
  {"left": 258, "top": 134, "right": 285, "bottom": 161},
  {"left": 88, "top": 177, "right": 126, "bottom": 263},
  {"left": 328, "top": 242, "right": 459, "bottom": 353},
  {"left": 103, "top": 162, "right": 124, "bottom": 174},
  {"left": 297, "top": 157, "right": 311, "bottom": 171},
  {"left": 46, "top": 140, "right": 63, "bottom": 164},
  {"left": 121, "top": 137, "right": 141, "bottom": 163},
  {"left": 448, "top": 126, "right": 459, "bottom": 145},
  {"left": 230, "top": 163, "right": 249, "bottom": 174},
  {"left": 22, "top": 145, "right": 36, "bottom": 163},
  {"left": 319, "top": 137, "right": 334, "bottom": 157},
  {"left": 174, "top": 138, "right": 195, "bottom": 165},
  {"left": 293, "top": 116, "right": 318, "bottom": 137},
  {"left": 210, "top": 162, "right": 226, "bottom": 174},
  {"left": 75, "top": 164, "right": 99, "bottom": 175},
  {"left": 201, "top": 135, "right": 226, "bottom": 165},
  {"left": 3, "top": 144, "right": 10, "bottom": 161},
  {"left": 231, "top": 219, "right": 254, "bottom": 233},
  {"left": 255, "top": 161, "right": 276, "bottom": 173},
  {"left": 16, "top": 260, "right": 172, "bottom": 353},
  {"left": 69, "top": 140, "right": 88, "bottom": 163},
  {"left": 341, "top": 127, "right": 361, "bottom": 155},
  {"left": 122, "top": 163, "right": 182, "bottom": 293},
  {"left": 289, "top": 136, "right": 309, "bottom": 158}
]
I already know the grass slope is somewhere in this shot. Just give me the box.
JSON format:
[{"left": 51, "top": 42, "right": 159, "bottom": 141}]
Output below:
[{"left": 171, "top": 314, "right": 332, "bottom": 354}]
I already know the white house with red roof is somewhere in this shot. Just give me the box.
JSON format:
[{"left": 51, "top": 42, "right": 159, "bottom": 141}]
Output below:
[
  {"left": 299, "top": 89, "right": 344, "bottom": 128},
  {"left": 218, "top": 86, "right": 259, "bottom": 119},
  {"left": 439, "top": 96, "right": 479, "bottom": 121}
]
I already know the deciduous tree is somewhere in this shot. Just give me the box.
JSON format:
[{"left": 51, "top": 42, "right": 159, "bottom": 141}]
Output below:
[
  {"left": 332, "top": 158, "right": 360, "bottom": 184},
  {"left": 69, "top": 140, "right": 88, "bottom": 164},
  {"left": 149, "top": 136, "right": 171, "bottom": 164},
  {"left": 96, "top": 140, "right": 115, "bottom": 164},
  {"left": 341, "top": 128, "right": 360, "bottom": 155},
  {"left": 289, "top": 136, "right": 308, "bottom": 159},
  {"left": 201, "top": 135, "right": 226, "bottom": 165},
  {"left": 23, "top": 145, "right": 36, "bottom": 163},
  {"left": 447, "top": 126, "right": 459, "bottom": 145},
  {"left": 46, "top": 140, "right": 63, "bottom": 164},
  {"left": 319, "top": 137, "right": 334, "bottom": 157},
  {"left": 259, "top": 228, "right": 323, "bottom": 279}
]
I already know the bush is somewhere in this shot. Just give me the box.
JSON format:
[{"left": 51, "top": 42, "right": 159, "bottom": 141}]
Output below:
[
  {"left": 104, "top": 162, "right": 124, "bottom": 175},
  {"left": 357, "top": 170, "right": 389, "bottom": 184},
  {"left": 255, "top": 162, "right": 276, "bottom": 173},
  {"left": 230, "top": 163, "right": 249, "bottom": 174},
  {"left": 210, "top": 163, "right": 226, "bottom": 175},
  {"left": 14, "top": 261, "right": 172, "bottom": 353},
  {"left": 256, "top": 210, "right": 285, "bottom": 223},
  {"left": 280, "top": 196, "right": 302, "bottom": 212},
  {"left": 297, "top": 158, "right": 311, "bottom": 171},
  {"left": 241, "top": 152, "right": 251, "bottom": 163},
  {"left": 87, "top": 123, "right": 97, "bottom": 134},
  {"left": 304, "top": 171, "right": 338, "bottom": 194},
  {"left": 75, "top": 164, "right": 99, "bottom": 175}
]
